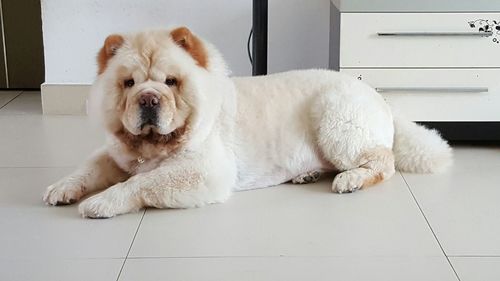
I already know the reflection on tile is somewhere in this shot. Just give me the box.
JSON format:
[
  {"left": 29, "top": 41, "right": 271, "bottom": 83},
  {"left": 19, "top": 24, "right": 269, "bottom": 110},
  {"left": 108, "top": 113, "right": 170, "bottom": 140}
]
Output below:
[
  {"left": 0, "top": 115, "right": 104, "bottom": 167},
  {"left": 0, "top": 92, "right": 42, "bottom": 115},
  {"left": 0, "top": 91, "right": 21, "bottom": 108}
]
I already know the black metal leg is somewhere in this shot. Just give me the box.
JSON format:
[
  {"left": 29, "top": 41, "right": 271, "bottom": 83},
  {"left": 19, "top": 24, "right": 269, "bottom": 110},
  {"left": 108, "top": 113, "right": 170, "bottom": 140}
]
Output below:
[{"left": 252, "top": 0, "right": 268, "bottom": 76}]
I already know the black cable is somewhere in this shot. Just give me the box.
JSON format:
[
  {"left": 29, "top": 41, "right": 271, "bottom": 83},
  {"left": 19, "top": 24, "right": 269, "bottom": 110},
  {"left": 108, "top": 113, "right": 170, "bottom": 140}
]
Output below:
[{"left": 247, "top": 28, "right": 253, "bottom": 65}]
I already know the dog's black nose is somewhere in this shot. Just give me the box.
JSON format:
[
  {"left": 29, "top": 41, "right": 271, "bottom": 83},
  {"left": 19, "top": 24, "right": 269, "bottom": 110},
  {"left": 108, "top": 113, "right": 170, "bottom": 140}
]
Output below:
[{"left": 139, "top": 93, "right": 159, "bottom": 108}]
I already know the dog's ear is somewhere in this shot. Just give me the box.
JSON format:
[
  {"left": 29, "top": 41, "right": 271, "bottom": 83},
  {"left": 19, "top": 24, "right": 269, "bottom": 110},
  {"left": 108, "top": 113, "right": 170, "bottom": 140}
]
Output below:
[
  {"left": 97, "top": 34, "right": 124, "bottom": 74},
  {"left": 170, "top": 27, "right": 208, "bottom": 69}
]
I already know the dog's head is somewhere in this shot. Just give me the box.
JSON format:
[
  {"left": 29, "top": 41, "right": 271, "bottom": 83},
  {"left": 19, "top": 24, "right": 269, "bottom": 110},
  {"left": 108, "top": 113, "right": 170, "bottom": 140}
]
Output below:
[{"left": 90, "top": 27, "right": 229, "bottom": 151}]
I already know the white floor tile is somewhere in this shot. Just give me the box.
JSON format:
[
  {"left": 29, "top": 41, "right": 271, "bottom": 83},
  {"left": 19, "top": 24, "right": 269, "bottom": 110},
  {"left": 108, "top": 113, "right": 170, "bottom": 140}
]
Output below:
[
  {"left": 0, "top": 115, "right": 104, "bottom": 167},
  {"left": 119, "top": 256, "right": 457, "bottom": 281},
  {"left": 0, "top": 91, "right": 42, "bottom": 115},
  {"left": 403, "top": 147, "right": 500, "bottom": 256},
  {"left": 451, "top": 257, "right": 500, "bottom": 281},
  {"left": 0, "top": 258, "right": 123, "bottom": 281},
  {"left": 129, "top": 173, "right": 443, "bottom": 258},
  {"left": 0, "top": 168, "right": 143, "bottom": 259},
  {"left": 0, "top": 91, "right": 21, "bottom": 108},
  {"left": 438, "top": 146, "right": 500, "bottom": 170}
]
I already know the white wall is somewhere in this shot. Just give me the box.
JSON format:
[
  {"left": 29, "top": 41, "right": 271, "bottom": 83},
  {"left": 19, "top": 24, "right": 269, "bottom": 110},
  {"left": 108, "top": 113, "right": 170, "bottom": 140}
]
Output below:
[
  {"left": 41, "top": 0, "right": 330, "bottom": 84},
  {"left": 268, "top": 0, "right": 330, "bottom": 73}
]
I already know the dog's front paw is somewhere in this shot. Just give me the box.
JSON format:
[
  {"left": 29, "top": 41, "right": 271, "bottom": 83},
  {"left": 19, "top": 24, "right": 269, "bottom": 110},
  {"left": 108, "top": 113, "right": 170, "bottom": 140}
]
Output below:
[
  {"left": 43, "top": 177, "right": 85, "bottom": 206},
  {"left": 78, "top": 186, "right": 139, "bottom": 219},
  {"left": 78, "top": 193, "right": 118, "bottom": 219}
]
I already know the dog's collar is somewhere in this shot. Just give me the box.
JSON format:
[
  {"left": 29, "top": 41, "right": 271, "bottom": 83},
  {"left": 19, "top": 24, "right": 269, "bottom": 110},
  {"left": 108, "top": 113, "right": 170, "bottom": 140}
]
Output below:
[{"left": 137, "top": 156, "right": 145, "bottom": 164}]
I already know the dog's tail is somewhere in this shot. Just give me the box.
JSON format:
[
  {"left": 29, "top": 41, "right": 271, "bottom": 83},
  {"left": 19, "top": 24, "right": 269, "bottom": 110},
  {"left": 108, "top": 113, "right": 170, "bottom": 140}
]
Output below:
[{"left": 392, "top": 115, "right": 453, "bottom": 173}]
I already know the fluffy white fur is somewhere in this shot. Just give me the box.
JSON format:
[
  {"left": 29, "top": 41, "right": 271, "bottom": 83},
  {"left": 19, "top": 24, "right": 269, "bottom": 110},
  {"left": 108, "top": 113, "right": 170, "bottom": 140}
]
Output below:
[{"left": 43, "top": 28, "right": 452, "bottom": 218}]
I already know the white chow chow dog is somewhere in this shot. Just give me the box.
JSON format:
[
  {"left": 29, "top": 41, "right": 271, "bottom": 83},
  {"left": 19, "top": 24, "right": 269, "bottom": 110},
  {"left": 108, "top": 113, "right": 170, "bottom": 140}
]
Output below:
[{"left": 43, "top": 27, "right": 452, "bottom": 218}]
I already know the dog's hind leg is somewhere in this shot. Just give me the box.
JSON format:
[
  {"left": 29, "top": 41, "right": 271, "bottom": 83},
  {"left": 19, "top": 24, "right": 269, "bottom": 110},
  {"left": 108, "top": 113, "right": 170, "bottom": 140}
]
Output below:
[
  {"left": 311, "top": 88, "right": 396, "bottom": 193},
  {"left": 291, "top": 170, "right": 321, "bottom": 184},
  {"left": 330, "top": 147, "right": 395, "bottom": 193}
]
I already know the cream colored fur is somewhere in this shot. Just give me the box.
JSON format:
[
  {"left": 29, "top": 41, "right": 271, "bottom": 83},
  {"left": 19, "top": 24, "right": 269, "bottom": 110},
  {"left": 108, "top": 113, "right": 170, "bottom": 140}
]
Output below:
[{"left": 43, "top": 28, "right": 452, "bottom": 218}]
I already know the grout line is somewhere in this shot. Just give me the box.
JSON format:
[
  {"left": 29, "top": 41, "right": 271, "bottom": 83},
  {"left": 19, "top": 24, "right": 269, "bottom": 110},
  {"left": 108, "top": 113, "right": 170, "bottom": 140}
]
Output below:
[
  {"left": 32, "top": 257, "right": 126, "bottom": 261},
  {"left": 115, "top": 208, "right": 147, "bottom": 281},
  {"left": 449, "top": 255, "right": 500, "bottom": 258},
  {"left": 123, "top": 255, "right": 449, "bottom": 259},
  {"left": 400, "top": 172, "right": 462, "bottom": 281},
  {"left": 0, "top": 91, "right": 22, "bottom": 110}
]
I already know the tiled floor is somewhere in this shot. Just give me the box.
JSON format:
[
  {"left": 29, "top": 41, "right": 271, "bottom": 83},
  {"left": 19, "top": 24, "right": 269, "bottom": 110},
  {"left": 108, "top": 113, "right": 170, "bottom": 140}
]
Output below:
[{"left": 0, "top": 91, "right": 499, "bottom": 281}]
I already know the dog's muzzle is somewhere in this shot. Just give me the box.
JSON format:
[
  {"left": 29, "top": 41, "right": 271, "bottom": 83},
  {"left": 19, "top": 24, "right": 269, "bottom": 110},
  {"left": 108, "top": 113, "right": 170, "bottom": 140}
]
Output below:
[{"left": 139, "top": 92, "right": 160, "bottom": 128}]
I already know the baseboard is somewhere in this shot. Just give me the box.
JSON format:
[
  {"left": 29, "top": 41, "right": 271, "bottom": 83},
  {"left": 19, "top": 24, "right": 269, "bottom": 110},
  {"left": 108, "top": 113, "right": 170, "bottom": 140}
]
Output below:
[{"left": 41, "top": 83, "right": 90, "bottom": 115}]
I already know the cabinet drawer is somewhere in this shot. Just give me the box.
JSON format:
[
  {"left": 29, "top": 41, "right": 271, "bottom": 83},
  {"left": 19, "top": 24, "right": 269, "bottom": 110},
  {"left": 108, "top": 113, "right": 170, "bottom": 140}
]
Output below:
[
  {"left": 340, "top": 13, "right": 500, "bottom": 67},
  {"left": 340, "top": 69, "right": 500, "bottom": 121}
]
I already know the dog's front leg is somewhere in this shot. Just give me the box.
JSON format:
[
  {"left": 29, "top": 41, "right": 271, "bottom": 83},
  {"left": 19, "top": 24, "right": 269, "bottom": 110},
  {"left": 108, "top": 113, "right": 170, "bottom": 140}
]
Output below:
[
  {"left": 43, "top": 148, "right": 129, "bottom": 205},
  {"left": 78, "top": 158, "right": 233, "bottom": 218}
]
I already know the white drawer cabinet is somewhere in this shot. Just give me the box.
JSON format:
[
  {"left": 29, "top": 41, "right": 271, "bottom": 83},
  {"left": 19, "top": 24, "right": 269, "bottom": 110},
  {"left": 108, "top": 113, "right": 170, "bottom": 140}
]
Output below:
[
  {"left": 340, "top": 69, "right": 500, "bottom": 121},
  {"left": 340, "top": 13, "right": 500, "bottom": 68},
  {"left": 330, "top": 1, "right": 500, "bottom": 123}
]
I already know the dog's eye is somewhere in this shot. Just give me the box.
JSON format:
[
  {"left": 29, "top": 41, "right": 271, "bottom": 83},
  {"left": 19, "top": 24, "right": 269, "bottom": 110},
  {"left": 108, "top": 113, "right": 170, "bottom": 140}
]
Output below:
[
  {"left": 165, "top": 77, "right": 177, "bottom": 87},
  {"left": 124, "top": 79, "right": 135, "bottom": 88}
]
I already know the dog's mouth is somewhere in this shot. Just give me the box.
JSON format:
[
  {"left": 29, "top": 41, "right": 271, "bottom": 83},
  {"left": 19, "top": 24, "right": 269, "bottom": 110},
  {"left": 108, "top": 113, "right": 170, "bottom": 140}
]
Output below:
[
  {"left": 139, "top": 107, "right": 159, "bottom": 132},
  {"left": 116, "top": 125, "right": 185, "bottom": 148},
  {"left": 139, "top": 120, "right": 158, "bottom": 134},
  {"left": 137, "top": 117, "right": 174, "bottom": 137},
  {"left": 142, "top": 128, "right": 181, "bottom": 143}
]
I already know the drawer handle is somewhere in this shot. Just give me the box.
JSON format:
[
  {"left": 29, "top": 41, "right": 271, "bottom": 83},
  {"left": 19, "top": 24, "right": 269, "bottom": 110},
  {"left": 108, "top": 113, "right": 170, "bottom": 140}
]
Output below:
[
  {"left": 375, "top": 87, "right": 489, "bottom": 93},
  {"left": 377, "top": 31, "right": 493, "bottom": 37}
]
